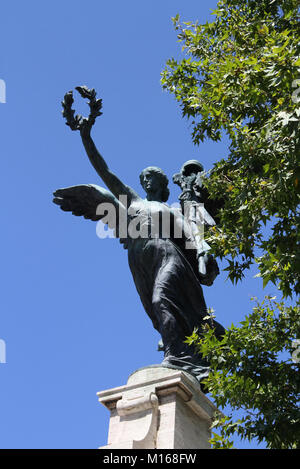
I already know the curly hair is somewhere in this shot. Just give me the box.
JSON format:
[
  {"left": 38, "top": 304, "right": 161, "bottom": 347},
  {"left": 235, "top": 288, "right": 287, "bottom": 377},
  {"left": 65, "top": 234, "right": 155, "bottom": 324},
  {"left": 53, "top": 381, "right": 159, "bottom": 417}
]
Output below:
[{"left": 139, "top": 166, "right": 170, "bottom": 203}]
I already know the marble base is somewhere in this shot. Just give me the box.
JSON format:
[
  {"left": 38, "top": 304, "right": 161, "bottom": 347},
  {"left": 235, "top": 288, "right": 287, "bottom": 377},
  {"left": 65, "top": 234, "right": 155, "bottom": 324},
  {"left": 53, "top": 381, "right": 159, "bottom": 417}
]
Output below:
[{"left": 97, "top": 366, "right": 218, "bottom": 449}]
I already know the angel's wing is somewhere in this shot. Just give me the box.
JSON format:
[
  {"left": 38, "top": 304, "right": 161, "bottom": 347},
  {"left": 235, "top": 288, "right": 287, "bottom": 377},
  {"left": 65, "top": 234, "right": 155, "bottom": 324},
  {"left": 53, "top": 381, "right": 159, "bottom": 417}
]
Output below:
[
  {"left": 181, "top": 201, "right": 219, "bottom": 285},
  {"left": 53, "top": 184, "right": 128, "bottom": 237},
  {"left": 183, "top": 201, "right": 216, "bottom": 249},
  {"left": 187, "top": 202, "right": 216, "bottom": 228}
]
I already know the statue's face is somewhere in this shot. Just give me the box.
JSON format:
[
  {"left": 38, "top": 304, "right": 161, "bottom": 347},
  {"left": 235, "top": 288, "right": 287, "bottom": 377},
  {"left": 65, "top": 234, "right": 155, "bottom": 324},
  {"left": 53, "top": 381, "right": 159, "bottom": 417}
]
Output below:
[{"left": 141, "top": 170, "right": 160, "bottom": 193}]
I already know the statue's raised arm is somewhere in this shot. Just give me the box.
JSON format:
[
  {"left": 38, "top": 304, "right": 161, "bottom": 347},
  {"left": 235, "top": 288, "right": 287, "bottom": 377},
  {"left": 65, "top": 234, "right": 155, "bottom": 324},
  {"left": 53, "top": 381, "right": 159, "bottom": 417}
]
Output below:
[{"left": 62, "top": 86, "right": 140, "bottom": 205}]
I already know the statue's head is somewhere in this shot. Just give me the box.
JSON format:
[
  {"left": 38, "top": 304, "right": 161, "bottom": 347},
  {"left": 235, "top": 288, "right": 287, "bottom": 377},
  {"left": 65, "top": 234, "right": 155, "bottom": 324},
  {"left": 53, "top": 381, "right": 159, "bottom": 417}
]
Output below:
[
  {"left": 139, "top": 166, "right": 170, "bottom": 202},
  {"left": 180, "top": 160, "right": 204, "bottom": 177}
]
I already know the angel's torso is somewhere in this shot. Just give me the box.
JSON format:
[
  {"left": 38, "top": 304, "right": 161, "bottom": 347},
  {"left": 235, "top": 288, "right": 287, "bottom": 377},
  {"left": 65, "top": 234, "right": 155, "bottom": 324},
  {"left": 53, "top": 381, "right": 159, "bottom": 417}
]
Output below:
[{"left": 127, "top": 199, "right": 189, "bottom": 241}]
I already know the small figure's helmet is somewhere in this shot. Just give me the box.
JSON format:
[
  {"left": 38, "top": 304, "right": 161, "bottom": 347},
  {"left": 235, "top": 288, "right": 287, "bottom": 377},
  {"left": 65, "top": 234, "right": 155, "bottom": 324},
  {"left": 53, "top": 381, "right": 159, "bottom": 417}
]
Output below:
[{"left": 180, "top": 160, "right": 204, "bottom": 177}]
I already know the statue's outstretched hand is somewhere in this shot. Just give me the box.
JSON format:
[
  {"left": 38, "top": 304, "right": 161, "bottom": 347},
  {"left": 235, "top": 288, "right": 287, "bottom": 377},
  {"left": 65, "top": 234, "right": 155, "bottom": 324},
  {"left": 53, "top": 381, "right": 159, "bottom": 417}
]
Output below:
[{"left": 61, "top": 86, "right": 102, "bottom": 137}]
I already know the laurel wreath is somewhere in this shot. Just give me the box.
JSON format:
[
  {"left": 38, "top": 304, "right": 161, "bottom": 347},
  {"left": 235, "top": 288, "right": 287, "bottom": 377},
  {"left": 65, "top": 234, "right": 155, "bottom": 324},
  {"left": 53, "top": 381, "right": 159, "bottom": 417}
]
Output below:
[{"left": 61, "top": 86, "right": 103, "bottom": 131}]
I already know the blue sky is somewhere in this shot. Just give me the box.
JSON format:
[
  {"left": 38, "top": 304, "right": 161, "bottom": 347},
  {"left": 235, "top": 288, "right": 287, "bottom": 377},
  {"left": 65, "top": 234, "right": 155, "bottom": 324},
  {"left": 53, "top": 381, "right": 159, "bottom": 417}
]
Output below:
[{"left": 0, "top": 0, "right": 279, "bottom": 449}]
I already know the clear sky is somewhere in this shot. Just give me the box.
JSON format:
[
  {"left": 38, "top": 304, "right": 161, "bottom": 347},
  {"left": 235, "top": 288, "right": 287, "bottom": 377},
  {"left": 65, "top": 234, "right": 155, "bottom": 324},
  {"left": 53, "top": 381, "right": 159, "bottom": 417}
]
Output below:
[{"left": 0, "top": 0, "right": 278, "bottom": 449}]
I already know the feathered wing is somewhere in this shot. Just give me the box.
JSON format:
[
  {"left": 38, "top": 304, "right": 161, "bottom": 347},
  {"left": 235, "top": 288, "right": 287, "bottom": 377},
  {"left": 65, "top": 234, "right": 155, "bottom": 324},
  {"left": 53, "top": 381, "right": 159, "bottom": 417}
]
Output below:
[
  {"left": 192, "top": 202, "right": 216, "bottom": 228},
  {"left": 178, "top": 201, "right": 219, "bottom": 286},
  {"left": 53, "top": 184, "right": 128, "bottom": 236}
]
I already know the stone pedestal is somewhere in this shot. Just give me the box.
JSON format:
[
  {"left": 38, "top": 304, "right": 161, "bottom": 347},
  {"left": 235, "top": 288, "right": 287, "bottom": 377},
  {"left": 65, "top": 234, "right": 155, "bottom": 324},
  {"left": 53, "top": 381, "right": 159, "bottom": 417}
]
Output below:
[{"left": 97, "top": 366, "right": 218, "bottom": 449}]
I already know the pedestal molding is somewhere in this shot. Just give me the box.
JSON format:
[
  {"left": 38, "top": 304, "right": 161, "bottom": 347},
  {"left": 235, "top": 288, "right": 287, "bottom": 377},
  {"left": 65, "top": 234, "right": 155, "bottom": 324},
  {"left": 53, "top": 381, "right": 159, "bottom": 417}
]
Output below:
[{"left": 97, "top": 366, "right": 218, "bottom": 449}]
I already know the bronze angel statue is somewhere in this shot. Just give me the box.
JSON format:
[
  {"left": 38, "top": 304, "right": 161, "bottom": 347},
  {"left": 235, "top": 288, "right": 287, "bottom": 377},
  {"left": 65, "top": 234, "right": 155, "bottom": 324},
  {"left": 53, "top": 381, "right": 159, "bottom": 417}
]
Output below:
[{"left": 53, "top": 87, "right": 224, "bottom": 389}]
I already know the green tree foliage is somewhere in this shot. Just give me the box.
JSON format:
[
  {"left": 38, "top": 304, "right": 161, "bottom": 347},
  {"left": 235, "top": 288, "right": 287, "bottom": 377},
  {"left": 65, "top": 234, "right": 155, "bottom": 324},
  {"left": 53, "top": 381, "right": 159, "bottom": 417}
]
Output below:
[
  {"left": 162, "top": 0, "right": 300, "bottom": 296},
  {"left": 162, "top": 0, "right": 300, "bottom": 448},
  {"left": 186, "top": 299, "right": 300, "bottom": 448}
]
